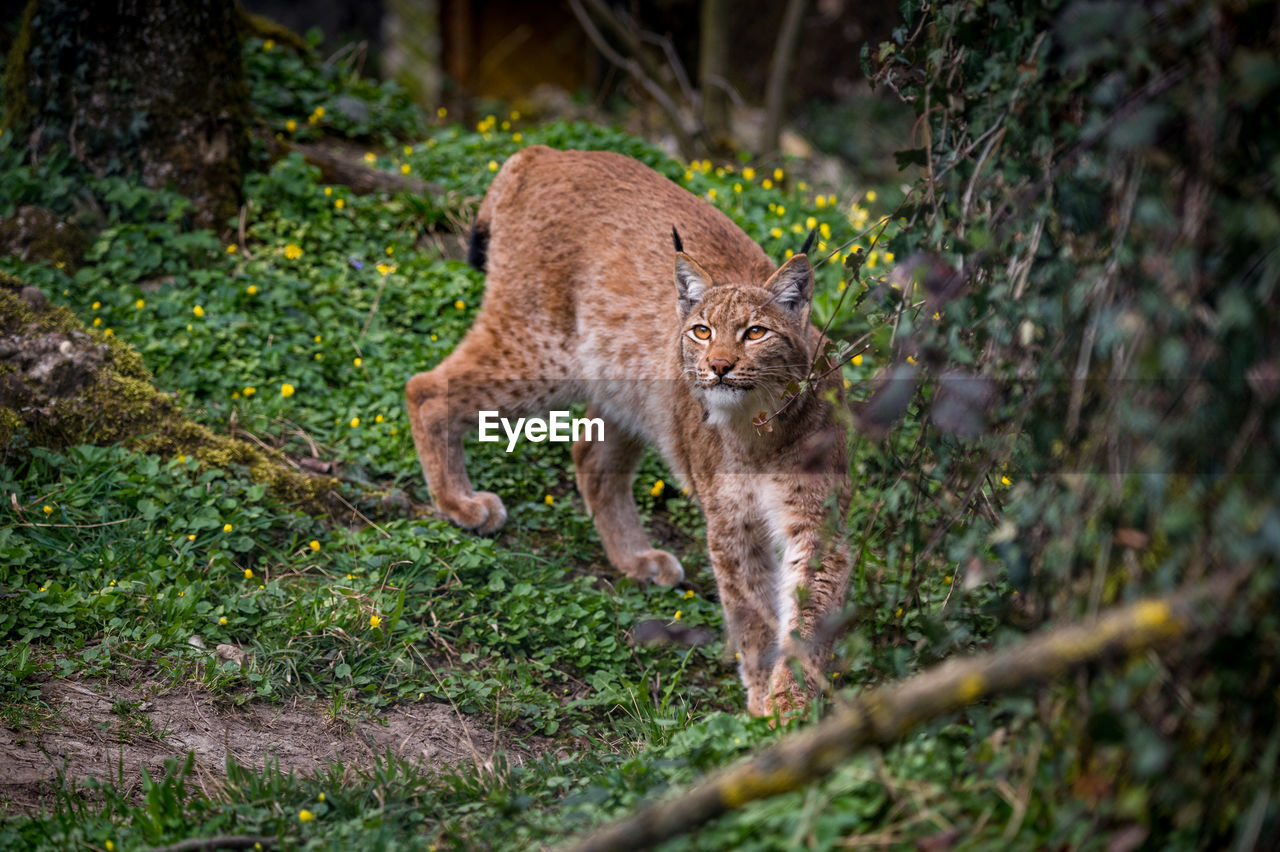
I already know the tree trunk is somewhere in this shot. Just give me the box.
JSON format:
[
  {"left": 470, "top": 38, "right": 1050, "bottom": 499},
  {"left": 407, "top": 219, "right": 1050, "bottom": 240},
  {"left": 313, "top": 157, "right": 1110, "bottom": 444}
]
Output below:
[
  {"left": 698, "top": 0, "right": 732, "bottom": 157},
  {"left": 759, "top": 0, "right": 807, "bottom": 159},
  {"left": 2, "top": 0, "right": 251, "bottom": 231}
]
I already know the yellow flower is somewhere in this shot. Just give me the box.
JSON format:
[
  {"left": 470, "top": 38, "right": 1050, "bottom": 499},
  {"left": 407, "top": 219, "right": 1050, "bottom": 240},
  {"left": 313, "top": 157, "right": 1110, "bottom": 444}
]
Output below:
[
  {"left": 544, "top": 494, "right": 554, "bottom": 506},
  {"left": 816, "top": 196, "right": 827, "bottom": 208},
  {"left": 376, "top": 263, "right": 392, "bottom": 276},
  {"left": 314, "top": 353, "right": 322, "bottom": 360},
  {"left": 284, "top": 244, "right": 302, "bottom": 260},
  {"left": 776, "top": 204, "right": 786, "bottom": 216},
  {"left": 369, "top": 614, "right": 382, "bottom": 629},
  {"left": 791, "top": 223, "right": 804, "bottom": 234},
  {"left": 385, "top": 246, "right": 394, "bottom": 256},
  {"left": 188, "top": 534, "right": 196, "bottom": 540},
  {"left": 244, "top": 568, "right": 254, "bottom": 579},
  {"left": 785, "top": 249, "right": 794, "bottom": 258},
  {"left": 488, "top": 160, "right": 499, "bottom": 172},
  {"left": 313, "top": 106, "right": 325, "bottom": 119},
  {"left": 827, "top": 194, "right": 837, "bottom": 206},
  {"left": 318, "top": 793, "right": 326, "bottom": 802},
  {"left": 673, "top": 610, "right": 683, "bottom": 621},
  {"left": 684, "top": 170, "right": 694, "bottom": 182},
  {"left": 683, "top": 589, "right": 695, "bottom": 600},
  {"left": 510, "top": 109, "right": 521, "bottom": 120},
  {"left": 106, "top": 842, "right": 115, "bottom": 852},
  {"left": 454, "top": 300, "right": 466, "bottom": 310},
  {"left": 805, "top": 216, "right": 817, "bottom": 230},
  {"left": 223, "top": 523, "right": 233, "bottom": 533},
  {"left": 308, "top": 540, "right": 321, "bottom": 552},
  {"left": 135, "top": 298, "right": 145, "bottom": 309},
  {"left": 104, "top": 329, "right": 113, "bottom": 336},
  {"left": 650, "top": 479, "right": 664, "bottom": 497},
  {"left": 263, "top": 39, "right": 275, "bottom": 50},
  {"left": 933, "top": 312, "right": 941, "bottom": 321},
  {"left": 843, "top": 377, "right": 852, "bottom": 389},
  {"left": 773, "top": 167, "right": 784, "bottom": 181},
  {"left": 761, "top": 178, "right": 773, "bottom": 190},
  {"left": 906, "top": 354, "right": 917, "bottom": 364},
  {"left": 437, "top": 106, "right": 447, "bottom": 118},
  {"left": 363, "top": 152, "right": 376, "bottom": 164},
  {"left": 350, "top": 417, "right": 360, "bottom": 428},
  {"left": 219, "top": 616, "right": 228, "bottom": 625},
  {"left": 733, "top": 183, "right": 742, "bottom": 193},
  {"left": 243, "top": 386, "right": 256, "bottom": 397},
  {"left": 314, "top": 335, "right": 322, "bottom": 343},
  {"left": 820, "top": 222, "right": 831, "bottom": 240},
  {"left": 42, "top": 505, "right": 53, "bottom": 515},
  {"left": 400, "top": 163, "right": 411, "bottom": 175},
  {"left": 403, "top": 146, "right": 413, "bottom": 156},
  {"left": 742, "top": 167, "right": 756, "bottom": 181},
  {"left": 324, "top": 186, "right": 332, "bottom": 196},
  {"left": 896, "top": 607, "right": 904, "bottom": 618},
  {"left": 866, "top": 190, "right": 877, "bottom": 203},
  {"left": 193, "top": 305, "right": 204, "bottom": 317},
  {"left": 512, "top": 132, "right": 523, "bottom": 143},
  {"left": 334, "top": 198, "right": 345, "bottom": 210},
  {"left": 92, "top": 300, "right": 101, "bottom": 310},
  {"left": 281, "top": 383, "right": 295, "bottom": 397},
  {"left": 375, "top": 414, "right": 385, "bottom": 423},
  {"left": 285, "top": 119, "right": 296, "bottom": 133},
  {"left": 353, "top": 357, "right": 363, "bottom": 367},
  {"left": 1001, "top": 475, "right": 1012, "bottom": 486},
  {"left": 93, "top": 317, "right": 102, "bottom": 327},
  {"left": 299, "top": 809, "right": 314, "bottom": 823},
  {"left": 246, "top": 285, "right": 259, "bottom": 297},
  {"left": 770, "top": 227, "right": 783, "bottom": 239},
  {"left": 706, "top": 188, "right": 716, "bottom": 200},
  {"left": 884, "top": 251, "right": 895, "bottom": 263},
  {"left": 852, "top": 354, "right": 864, "bottom": 366}
]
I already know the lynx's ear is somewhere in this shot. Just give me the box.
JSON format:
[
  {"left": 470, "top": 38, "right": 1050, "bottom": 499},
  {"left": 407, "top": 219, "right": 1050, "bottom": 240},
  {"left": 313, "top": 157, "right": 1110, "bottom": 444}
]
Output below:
[
  {"left": 675, "top": 252, "right": 712, "bottom": 317},
  {"left": 763, "top": 253, "right": 813, "bottom": 314}
]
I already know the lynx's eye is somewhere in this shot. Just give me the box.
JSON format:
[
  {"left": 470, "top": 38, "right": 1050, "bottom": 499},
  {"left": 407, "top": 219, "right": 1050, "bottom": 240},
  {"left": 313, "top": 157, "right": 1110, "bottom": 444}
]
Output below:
[
  {"left": 745, "top": 326, "right": 768, "bottom": 341},
  {"left": 691, "top": 325, "right": 712, "bottom": 340}
]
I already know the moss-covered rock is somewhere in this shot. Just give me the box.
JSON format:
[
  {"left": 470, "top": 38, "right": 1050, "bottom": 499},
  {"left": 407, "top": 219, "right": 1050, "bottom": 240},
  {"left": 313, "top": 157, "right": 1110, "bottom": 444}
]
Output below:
[{"left": 0, "top": 276, "right": 342, "bottom": 515}]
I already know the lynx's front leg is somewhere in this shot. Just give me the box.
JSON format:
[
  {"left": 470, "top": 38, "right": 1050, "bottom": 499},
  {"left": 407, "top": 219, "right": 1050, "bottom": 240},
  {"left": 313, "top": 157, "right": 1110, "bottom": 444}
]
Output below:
[
  {"left": 767, "top": 475, "right": 851, "bottom": 718},
  {"left": 704, "top": 509, "right": 782, "bottom": 716}
]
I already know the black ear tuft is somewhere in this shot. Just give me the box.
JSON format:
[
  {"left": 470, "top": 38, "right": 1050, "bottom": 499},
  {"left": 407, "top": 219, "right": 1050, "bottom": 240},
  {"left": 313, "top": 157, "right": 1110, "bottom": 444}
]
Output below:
[
  {"left": 800, "top": 228, "right": 817, "bottom": 257},
  {"left": 672, "top": 226, "right": 684, "bottom": 253}
]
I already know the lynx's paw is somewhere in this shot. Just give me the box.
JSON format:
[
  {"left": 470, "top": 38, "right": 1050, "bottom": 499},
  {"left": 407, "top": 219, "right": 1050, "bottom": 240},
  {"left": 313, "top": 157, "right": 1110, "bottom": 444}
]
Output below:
[
  {"left": 766, "top": 665, "right": 810, "bottom": 724},
  {"left": 439, "top": 491, "right": 507, "bottom": 534},
  {"left": 620, "top": 549, "right": 684, "bottom": 586}
]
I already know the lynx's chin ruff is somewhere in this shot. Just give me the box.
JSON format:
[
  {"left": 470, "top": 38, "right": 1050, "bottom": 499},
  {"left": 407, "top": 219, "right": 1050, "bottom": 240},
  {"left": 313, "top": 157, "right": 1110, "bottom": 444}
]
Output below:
[{"left": 406, "top": 146, "right": 851, "bottom": 718}]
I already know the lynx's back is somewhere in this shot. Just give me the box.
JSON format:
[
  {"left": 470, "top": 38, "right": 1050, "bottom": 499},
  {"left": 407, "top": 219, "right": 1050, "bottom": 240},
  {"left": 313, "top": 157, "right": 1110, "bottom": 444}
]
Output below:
[{"left": 470, "top": 146, "right": 774, "bottom": 369}]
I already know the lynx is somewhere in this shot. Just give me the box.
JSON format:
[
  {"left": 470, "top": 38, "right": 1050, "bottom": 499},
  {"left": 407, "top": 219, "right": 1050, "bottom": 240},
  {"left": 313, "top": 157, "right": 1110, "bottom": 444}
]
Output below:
[{"left": 406, "top": 146, "right": 851, "bottom": 716}]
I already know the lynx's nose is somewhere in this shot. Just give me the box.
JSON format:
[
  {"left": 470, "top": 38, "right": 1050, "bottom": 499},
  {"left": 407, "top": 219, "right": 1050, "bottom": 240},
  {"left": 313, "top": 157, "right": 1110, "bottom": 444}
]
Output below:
[{"left": 708, "top": 358, "right": 735, "bottom": 377}]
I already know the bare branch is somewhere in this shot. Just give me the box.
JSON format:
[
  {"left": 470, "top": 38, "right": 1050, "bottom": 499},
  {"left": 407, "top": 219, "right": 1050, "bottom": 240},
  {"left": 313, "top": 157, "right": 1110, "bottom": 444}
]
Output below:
[{"left": 567, "top": 0, "right": 698, "bottom": 158}]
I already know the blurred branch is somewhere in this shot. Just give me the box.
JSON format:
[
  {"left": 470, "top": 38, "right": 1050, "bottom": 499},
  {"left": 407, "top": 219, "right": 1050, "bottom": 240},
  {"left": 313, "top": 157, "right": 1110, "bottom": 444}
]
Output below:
[{"left": 559, "top": 568, "right": 1248, "bottom": 852}]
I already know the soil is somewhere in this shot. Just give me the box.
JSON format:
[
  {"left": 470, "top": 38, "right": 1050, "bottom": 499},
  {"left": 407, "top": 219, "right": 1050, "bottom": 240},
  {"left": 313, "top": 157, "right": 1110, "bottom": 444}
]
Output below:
[{"left": 0, "top": 678, "right": 552, "bottom": 814}]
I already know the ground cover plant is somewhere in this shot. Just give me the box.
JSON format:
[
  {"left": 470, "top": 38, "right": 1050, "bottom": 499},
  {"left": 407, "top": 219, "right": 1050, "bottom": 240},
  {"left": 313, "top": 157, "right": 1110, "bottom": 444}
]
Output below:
[{"left": 2, "top": 3, "right": 1278, "bottom": 849}]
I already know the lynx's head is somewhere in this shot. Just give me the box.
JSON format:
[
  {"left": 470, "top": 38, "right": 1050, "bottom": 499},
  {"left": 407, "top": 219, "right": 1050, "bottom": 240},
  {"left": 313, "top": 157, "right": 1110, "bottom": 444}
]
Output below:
[{"left": 674, "top": 244, "right": 815, "bottom": 427}]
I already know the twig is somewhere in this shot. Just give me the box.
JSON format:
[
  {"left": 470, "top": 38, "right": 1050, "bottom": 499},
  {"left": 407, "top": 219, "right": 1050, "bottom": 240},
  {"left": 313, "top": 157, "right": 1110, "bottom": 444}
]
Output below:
[{"left": 145, "top": 836, "right": 277, "bottom": 852}]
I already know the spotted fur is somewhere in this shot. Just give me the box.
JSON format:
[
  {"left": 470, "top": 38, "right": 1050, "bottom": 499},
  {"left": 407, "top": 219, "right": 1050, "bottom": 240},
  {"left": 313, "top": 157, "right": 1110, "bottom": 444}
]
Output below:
[{"left": 406, "top": 146, "right": 851, "bottom": 717}]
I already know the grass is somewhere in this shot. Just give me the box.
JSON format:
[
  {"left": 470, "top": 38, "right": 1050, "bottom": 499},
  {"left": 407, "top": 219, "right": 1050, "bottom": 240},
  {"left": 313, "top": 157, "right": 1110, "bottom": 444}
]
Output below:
[{"left": 0, "top": 32, "right": 1082, "bottom": 852}]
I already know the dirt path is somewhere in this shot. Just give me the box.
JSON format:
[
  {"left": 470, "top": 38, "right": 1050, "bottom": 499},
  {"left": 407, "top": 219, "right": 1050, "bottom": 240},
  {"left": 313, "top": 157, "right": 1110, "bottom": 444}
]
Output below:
[{"left": 1, "top": 678, "right": 548, "bottom": 813}]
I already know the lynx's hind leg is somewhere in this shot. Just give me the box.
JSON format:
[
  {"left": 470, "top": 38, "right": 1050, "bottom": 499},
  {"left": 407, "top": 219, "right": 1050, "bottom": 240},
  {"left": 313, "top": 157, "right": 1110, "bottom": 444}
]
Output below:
[
  {"left": 572, "top": 409, "right": 683, "bottom": 585},
  {"left": 407, "top": 334, "right": 559, "bottom": 534}
]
